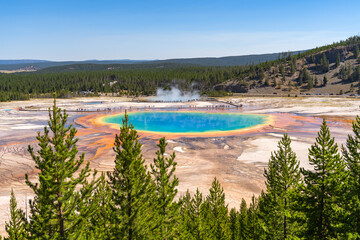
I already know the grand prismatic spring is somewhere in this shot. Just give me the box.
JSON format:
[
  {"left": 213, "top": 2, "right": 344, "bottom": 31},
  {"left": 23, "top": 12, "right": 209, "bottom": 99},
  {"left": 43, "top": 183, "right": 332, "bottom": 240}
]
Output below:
[{"left": 102, "top": 111, "right": 269, "bottom": 134}]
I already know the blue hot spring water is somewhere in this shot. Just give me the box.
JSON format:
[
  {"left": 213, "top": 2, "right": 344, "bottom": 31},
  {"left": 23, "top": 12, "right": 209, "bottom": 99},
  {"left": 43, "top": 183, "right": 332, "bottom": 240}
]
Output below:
[{"left": 103, "top": 111, "right": 267, "bottom": 133}]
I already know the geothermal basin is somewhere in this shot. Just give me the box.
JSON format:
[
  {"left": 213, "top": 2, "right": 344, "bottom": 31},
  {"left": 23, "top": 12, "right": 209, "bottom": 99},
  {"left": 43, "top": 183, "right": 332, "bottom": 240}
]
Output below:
[{"left": 0, "top": 96, "right": 358, "bottom": 235}]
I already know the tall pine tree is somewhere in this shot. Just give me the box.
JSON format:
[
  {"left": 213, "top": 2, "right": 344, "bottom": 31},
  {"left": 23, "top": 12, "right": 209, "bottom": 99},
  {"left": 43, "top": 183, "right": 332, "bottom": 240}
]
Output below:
[
  {"left": 301, "top": 120, "right": 346, "bottom": 239},
  {"left": 238, "top": 198, "right": 250, "bottom": 240},
  {"left": 229, "top": 208, "right": 240, "bottom": 240},
  {"left": 178, "top": 189, "right": 203, "bottom": 239},
  {"left": 150, "top": 137, "right": 179, "bottom": 238},
  {"left": 5, "top": 189, "right": 28, "bottom": 240},
  {"left": 199, "top": 178, "right": 231, "bottom": 240},
  {"left": 73, "top": 171, "right": 102, "bottom": 239},
  {"left": 107, "top": 112, "right": 152, "bottom": 239},
  {"left": 343, "top": 116, "right": 360, "bottom": 237},
  {"left": 261, "top": 134, "right": 301, "bottom": 239},
  {"left": 247, "top": 195, "right": 264, "bottom": 239},
  {"left": 25, "top": 97, "right": 95, "bottom": 239}
]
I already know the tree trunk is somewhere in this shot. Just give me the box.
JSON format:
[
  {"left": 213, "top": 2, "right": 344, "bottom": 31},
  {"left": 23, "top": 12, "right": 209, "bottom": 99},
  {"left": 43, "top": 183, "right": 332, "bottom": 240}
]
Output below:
[
  {"left": 284, "top": 197, "right": 287, "bottom": 239},
  {"left": 59, "top": 202, "right": 65, "bottom": 239}
]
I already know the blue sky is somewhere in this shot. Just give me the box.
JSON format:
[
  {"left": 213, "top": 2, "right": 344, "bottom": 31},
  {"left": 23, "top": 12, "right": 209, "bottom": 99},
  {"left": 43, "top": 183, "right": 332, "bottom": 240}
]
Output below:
[{"left": 1, "top": 0, "right": 359, "bottom": 60}]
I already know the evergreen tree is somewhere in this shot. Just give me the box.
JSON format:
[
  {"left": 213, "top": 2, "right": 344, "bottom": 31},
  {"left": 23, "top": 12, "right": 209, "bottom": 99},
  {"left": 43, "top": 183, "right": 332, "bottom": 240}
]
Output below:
[
  {"left": 25, "top": 98, "right": 95, "bottom": 239},
  {"left": 343, "top": 116, "right": 360, "bottom": 237},
  {"left": 200, "top": 178, "right": 231, "bottom": 240},
  {"left": 280, "top": 65, "right": 285, "bottom": 76},
  {"left": 355, "top": 65, "right": 360, "bottom": 82},
  {"left": 320, "top": 53, "right": 330, "bottom": 72},
  {"left": 355, "top": 45, "right": 359, "bottom": 59},
  {"left": 178, "top": 189, "right": 203, "bottom": 239},
  {"left": 107, "top": 112, "right": 152, "bottom": 239},
  {"left": 229, "top": 208, "right": 239, "bottom": 240},
  {"left": 261, "top": 134, "right": 301, "bottom": 239},
  {"left": 290, "top": 61, "right": 296, "bottom": 76},
  {"left": 323, "top": 76, "right": 328, "bottom": 87},
  {"left": 150, "top": 137, "right": 179, "bottom": 238},
  {"left": 336, "top": 53, "right": 341, "bottom": 68},
  {"left": 248, "top": 195, "right": 264, "bottom": 239},
  {"left": 314, "top": 77, "right": 319, "bottom": 87},
  {"left": 307, "top": 77, "right": 314, "bottom": 90},
  {"left": 5, "top": 190, "right": 28, "bottom": 240},
  {"left": 81, "top": 173, "right": 112, "bottom": 239},
  {"left": 301, "top": 120, "right": 346, "bottom": 239},
  {"left": 238, "top": 198, "right": 249, "bottom": 240},
  {"left": 299, "top": 68, "right": 311, "bottom": 85},
  {"left": 259, "top": 67, "right": 265, "bottom": 80}
]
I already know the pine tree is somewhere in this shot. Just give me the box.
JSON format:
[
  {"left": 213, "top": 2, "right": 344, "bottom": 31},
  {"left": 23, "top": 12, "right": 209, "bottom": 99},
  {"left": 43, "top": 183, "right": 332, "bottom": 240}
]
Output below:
[
  {"left": 178, "top": 189, "right": 203, "bottom": 239},
  {"left": 178, "top": 191, "right": 194, "bottom": 239},
  {"left": 259, "top": 67, "right": 265, "bottom": 80},
  {"left": 238, "top": 198, "right": 249, "bottom": 239},
  {"left": 336, "top": 53, "right": 341, "bottom": 68},
  {"left": 299, "top": 68, "right": 311, "bottom": 85},
  {"left": 307, "top": 77, "right": 314, "bottom": 90},
  {"left": 342, "top": 116, "right": 360, "bottom": 237},
  {"left": 280, "top": 65, "right": 285, "bottom": 76},
  {"left": 323, "top": 76, "right": 328, "bottom": 87},
  {"left": 25, "top": 97, "right": 95, "bottom": 239},
  {"left": 301, "top": 120, "right": 346, "bottom": 239},
  {"left": 320, "top": 53, "right": 330, "bottom": 72},
  {"left": 5, "top": 190, "right": 28, "bottom": 240},
  {"left": 261, "top": 134, "right": 301, "bottom": 239},
  {"left": 355, "top": 45, "right": 359, "bottom": 59},
  {"left": 200, "top": 178, "right": 231, "bottom": 239},
  {"left": 229, "top": 208, "right": 239, "bottom": 240},
  {"left": 247, "top": 195, "right": 264, "bottom": 239},
  {"left": 150, "top": 137, "right": 179, "bottom": 238},
  {"left": 355, "top": 66, "right": 360, "bottom": 82},
  {"left": 107, "top": 112, "right": 152, "bottom": 239},
  {"left": 78, "top": 173, "right": 111, "bottom": 239},
  {"left": 290, "top": 61, "right": 296, "bottom": 76}
]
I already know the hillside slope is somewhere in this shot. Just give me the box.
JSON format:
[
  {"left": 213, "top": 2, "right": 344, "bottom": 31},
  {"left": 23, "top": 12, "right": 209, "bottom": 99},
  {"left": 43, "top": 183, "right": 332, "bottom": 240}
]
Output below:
[{"left": 214, "top": 36, "right": 360, "bottom": 96}]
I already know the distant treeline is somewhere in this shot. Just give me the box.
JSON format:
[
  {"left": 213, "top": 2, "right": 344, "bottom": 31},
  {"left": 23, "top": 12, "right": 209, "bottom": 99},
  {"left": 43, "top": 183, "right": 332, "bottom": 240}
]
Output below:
[
  {"left": 0, "top": 51, "right": 300, "bottom": 71},
  {"left": 0, "top": 66, "right": 256, "bottom": 101},
  {"left": 1, "top": 36, "right": 360, "bottom": 102},
  {"left": 4, "top": 101, "right": 360, "bottom": 239}
]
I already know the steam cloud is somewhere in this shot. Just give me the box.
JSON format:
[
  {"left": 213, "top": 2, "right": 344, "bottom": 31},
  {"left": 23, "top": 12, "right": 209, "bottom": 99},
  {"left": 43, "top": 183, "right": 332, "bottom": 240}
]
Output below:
[{"left": 151, "top": 86, "right": 200, "bottom": 102}]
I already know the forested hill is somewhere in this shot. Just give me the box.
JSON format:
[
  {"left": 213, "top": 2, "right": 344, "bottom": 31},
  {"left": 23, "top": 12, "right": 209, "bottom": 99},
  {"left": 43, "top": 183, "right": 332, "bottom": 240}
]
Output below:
[
  {"left": 147, "top": 52, "right": 302, "bottom": 67},
  {"left": 36, "top": 62, "right": 196, "bottom": 73},
  {"left": 1, "top": 36, "right": 360, "bottom": 101},
  {"left": 0, "top": 59, "right": 150, "bottom": 71},
  {"left": 0, "top": 51, "right": 300, "bottom": 71}
]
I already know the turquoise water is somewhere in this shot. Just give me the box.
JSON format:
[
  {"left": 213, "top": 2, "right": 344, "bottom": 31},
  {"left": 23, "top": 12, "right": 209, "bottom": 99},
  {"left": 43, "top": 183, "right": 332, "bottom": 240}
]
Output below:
[
  {"left": 103, "top": 111, "right": 267, "bottom": 133},
  {"left": 83, "top": 101, "right": 103, "bottom": 105}
]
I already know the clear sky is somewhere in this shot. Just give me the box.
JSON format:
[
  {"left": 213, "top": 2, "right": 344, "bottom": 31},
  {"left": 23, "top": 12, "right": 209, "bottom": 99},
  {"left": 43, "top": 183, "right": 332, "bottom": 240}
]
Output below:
[{"left": 1, "top": 0, "right": 359, "bottom": 61}]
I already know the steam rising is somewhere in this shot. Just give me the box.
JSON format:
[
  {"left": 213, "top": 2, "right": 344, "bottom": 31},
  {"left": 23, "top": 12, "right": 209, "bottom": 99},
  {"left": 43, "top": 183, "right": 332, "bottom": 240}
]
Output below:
[{"left": 151, "top": 86, "right": 200, "bottom": 102}]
